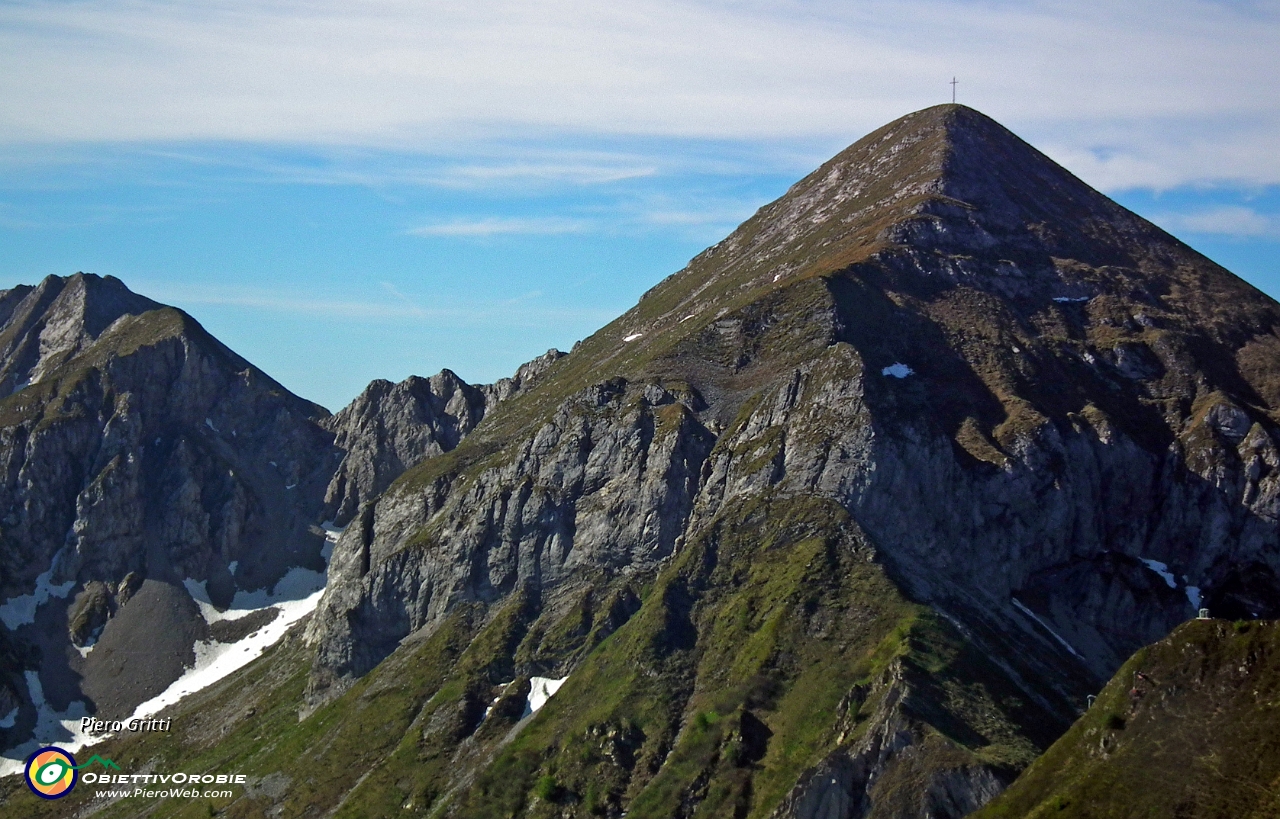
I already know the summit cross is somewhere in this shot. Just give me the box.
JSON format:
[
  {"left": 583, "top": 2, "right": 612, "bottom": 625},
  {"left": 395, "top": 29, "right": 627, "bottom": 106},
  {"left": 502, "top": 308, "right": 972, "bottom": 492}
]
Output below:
[{"left": 950, "top": 77, "right": 958, "bottom": 103}]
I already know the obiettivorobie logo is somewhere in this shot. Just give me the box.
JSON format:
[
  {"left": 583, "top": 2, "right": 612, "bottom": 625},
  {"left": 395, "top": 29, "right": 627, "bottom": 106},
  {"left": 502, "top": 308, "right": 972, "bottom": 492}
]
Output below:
[
  {"left": 23, "top": 747, "right": 119, "bottom": 799},
  {"left": 24, "top": 747, "right": 248, "bottom": 802}
]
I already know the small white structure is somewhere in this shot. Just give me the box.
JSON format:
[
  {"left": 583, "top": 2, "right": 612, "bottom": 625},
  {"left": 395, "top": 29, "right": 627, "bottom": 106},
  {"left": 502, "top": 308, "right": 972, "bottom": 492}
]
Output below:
[{"left": 1197, "top": 608, "right": 1211, "bottom": 620}]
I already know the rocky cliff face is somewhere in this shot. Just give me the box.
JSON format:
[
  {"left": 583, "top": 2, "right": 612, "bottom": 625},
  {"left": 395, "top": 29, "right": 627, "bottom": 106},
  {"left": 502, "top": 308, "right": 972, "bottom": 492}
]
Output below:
[
  {"left": 293, "top": 105, "right": 1280, "bottom": 817},
  {"left": 0, "top": 274, "right": 336, "bottom": 740},
  {"left": 322, "top": 350, "right": 564, "bottom": 526}
]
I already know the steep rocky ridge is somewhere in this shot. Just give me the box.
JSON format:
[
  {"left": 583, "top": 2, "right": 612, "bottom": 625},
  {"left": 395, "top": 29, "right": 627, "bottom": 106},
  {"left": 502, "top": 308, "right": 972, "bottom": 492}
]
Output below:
[
  {"left": 8, "top": 105, "right": 1280, "bottom": 819},
  {"left": 0, "top": 273, "right": 336, "bottom": 743},
  {"left": 322, "top": 349, "right": 564, "bottom": 526},
  {"left": 973, "top": 617, "right": 1280, "bottom": 818}
]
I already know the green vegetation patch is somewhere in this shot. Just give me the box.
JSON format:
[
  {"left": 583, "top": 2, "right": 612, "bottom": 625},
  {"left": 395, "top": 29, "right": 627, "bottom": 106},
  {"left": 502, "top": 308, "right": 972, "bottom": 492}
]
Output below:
[{"left": 973, "top": 619, "right": 1280, "bottom": 819}]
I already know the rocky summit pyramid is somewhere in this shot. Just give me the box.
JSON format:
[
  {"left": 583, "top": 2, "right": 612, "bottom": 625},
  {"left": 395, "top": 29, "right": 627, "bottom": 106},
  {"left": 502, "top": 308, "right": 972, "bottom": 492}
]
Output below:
[{"left": 4, "top": 104, "right": 1280, "bottom": 819}]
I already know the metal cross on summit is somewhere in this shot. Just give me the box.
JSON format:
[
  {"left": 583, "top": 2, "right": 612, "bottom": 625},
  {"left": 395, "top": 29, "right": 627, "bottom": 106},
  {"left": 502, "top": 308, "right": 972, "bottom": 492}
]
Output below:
[{"left": 951, "top": 77, "right": 958, "bottom": 103}]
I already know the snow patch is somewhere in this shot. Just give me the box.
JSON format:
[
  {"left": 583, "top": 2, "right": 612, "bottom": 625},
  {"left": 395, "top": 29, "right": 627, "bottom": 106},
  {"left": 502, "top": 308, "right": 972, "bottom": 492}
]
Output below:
[
  {"left": 75, "top": 630, "right": 101, "bottom": 658},
  {"left": 0, "top": 569, "right": 75, "bottom": 629},
  {"left": 2, "top": 526, "right": 348, "bottom": 778},
  {"left": 204, "top": 418, "right": 218, "bottom": 432},
  {"left": 523, "top": 676, "right": 567, "bottom": 718},
  {"left": 1011, "top": 598, "right": 1084, "bottom": 659},
  {"left": 680, "top": 314, "right": 695, "bottom": 323},
  {"left": 1053, "top": 296, "right": 1090, "bottom": 303},
  {"left": 623, "top": 333, "right": 643, "bottom": 342},
  {"left": 0, "top": 708, "right": 15, "bottom": 729},
  {"left": 1186, "top": 585, "right": 1202, "bottom": 609},
  {"left": 130, "top": 586, "right": 325, "bottom": 721},
  {"left": 184, "top": 561, "right": 327, "bottom": 624},
  {"left": 483, "top": 681, "right": 514, "bottom": 719},
  {"left": 320, "top": 521, "right": 342, "bottom": 561},
  {"left": 285, "top": 484, "right": 296, "bottom": 490},
  {"left": 881, "top": 363, "right": 914, "bottom": 378},
  {"left": 228, "top": 561, "right": 238, "bottom": 576},
  {"left": 1141, "top": 559, "right": 1177, "bottom": 589},
  {"left": 0, "top": 672, "right": 93, "bottom": 777},
  {"left": 132, "top": 526, "right": 343, "bottom": 722}
]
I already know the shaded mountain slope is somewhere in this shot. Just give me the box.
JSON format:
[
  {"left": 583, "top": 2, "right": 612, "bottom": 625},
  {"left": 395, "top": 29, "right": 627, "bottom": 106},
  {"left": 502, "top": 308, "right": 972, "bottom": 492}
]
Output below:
[
  {"left": 972, "top": 618, "right": 1280, "bottom": 819},
  {"left": 6, "top": 104, "right": 1280, "bottom": 819},
  {"left": 0, "top": 273, "right": 336, "bottom": 741}
]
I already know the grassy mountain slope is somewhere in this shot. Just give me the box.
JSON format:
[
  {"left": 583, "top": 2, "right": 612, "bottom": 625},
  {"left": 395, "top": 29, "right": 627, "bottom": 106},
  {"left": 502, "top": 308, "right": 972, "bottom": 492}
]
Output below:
[{"left": 973, "top": 618, "right": 1280, "bottom": 819}]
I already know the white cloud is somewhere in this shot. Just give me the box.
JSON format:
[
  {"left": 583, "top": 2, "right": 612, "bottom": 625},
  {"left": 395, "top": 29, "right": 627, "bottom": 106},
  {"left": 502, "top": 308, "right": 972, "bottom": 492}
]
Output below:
[
  {"left": 431, "top": 161, "right": 658, "bottom": 189},
  {"left": 408, "top": 216, "right": 590, "bottom": 237},
  {"left": 1152, "top": 205, "right": 1278, "bottom": 238},
  {"left": 131, "top": 280, "right": 617, "bottom": 325},
  {"left": 138, "top": 287, "right": 435, "bottom": 320},
  {"left": 0, "top": 1, "right": 1277, "bottom": 190}
]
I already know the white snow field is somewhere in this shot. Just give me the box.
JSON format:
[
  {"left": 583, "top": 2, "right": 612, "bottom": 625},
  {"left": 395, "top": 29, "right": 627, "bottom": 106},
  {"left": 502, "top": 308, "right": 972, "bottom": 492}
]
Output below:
[
  {"left": 0, "top": 524, "right": 341, "bottom": 776},
  {"left": 1140, "top": 558, "right": 1178, "bottom": 589}
]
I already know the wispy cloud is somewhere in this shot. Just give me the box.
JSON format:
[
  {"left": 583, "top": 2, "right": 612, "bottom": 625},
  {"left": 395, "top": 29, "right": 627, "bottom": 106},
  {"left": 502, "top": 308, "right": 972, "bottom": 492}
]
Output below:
[
  {"left": 406, "top": 197, "right": 763, "bottom": 241},
  {"left": 1, "top": 1, "right": 1278, "bottom": 190},
  {"left": 431, "top": 162, "right": 657, "bottom": 189},
  {"left": 137, "top": 286, "right": 435, "bottom": 320},
  {"left": 1152, "top": 205, "right": 1279, "bottom": 239},
  {"left": 408, "top": 216, "right": 591, "bottom": 237},
  {"left": 133, "top": 281, "right": 618, "bottom": 326},
  {"left": 131, "top": 149, "right": 661, "bottom": 192}
]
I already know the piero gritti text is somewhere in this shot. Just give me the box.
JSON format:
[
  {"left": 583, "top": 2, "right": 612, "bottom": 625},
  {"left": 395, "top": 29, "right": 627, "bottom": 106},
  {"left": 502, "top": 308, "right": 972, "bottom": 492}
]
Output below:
[{"left": 81, "top": 717, "right": 172, "bottom": 735}]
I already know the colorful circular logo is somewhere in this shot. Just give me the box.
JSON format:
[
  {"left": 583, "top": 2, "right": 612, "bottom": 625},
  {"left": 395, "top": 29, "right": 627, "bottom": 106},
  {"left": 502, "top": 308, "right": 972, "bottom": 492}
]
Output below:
[{"left": 24, "top": 746, "right": 77, "bottom": 799}]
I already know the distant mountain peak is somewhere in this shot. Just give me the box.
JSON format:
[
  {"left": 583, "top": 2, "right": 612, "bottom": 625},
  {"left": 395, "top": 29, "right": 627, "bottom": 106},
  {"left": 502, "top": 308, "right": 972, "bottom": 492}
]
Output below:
[{"left": 0, "top": 272, "right": 163, "bottom": 396}]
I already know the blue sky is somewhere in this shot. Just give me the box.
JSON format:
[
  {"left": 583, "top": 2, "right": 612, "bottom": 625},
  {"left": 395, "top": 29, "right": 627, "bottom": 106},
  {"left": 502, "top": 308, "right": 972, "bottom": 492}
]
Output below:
[{"left": 2, "top": 1, "right": 1278, "bottom": 411}]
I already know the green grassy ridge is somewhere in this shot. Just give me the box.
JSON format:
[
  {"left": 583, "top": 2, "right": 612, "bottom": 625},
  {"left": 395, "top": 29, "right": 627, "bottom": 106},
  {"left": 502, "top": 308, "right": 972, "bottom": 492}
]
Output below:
[
  {"left": 440, "top": 494, "right": 1056, "bottom": 819},
  {"left": 0, "top": 605, "right": 484, "bottom": 818},
  {"left": 0, "top": 571, "right": 647, "bottom": 818},
  {"left": 972, "top": 619, "right": 1280, "bottom": 819}
]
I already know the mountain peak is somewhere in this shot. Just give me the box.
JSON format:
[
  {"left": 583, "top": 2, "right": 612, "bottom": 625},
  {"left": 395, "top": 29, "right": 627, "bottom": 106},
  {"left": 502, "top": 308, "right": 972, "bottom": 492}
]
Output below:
[
  {"left": 735, "top": 102, "right": 1143, "bottom": 278},
  {"left": 0, "top": 272, "right": 163, "bottom": 396},
  {"left": 613, "top": 103, "right": 1265, "bottom": 375}
]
